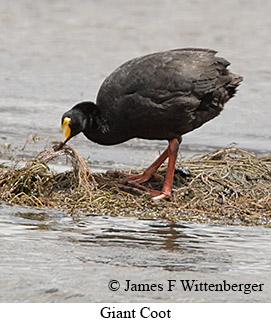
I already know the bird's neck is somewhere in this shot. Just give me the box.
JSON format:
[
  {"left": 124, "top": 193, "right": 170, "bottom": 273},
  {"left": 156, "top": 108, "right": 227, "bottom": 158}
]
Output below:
[
  {"left": 81, "top": 103, "right": 113, "bottom": 144},
  {"left": 83, "top": 103, "right": 131, "bottom": 145}
]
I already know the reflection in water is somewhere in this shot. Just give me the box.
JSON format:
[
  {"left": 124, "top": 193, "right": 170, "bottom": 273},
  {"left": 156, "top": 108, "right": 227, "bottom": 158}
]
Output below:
[
  {"left": 6, "top": 208, "right": 270, "bottom": 274},
  {"left": 72, "top": 216, "right": 201, "bottom": 252},
  {"left": 1, "top": 204, "right": 271, "bottom": 302},
  {"left": 150, "top": 221, "right": 200, "bottom": 251}
]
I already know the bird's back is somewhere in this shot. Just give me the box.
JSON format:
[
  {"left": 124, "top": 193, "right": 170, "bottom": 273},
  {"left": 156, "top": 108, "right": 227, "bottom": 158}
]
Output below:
[{"left": 95, "top": 48, "right": 242, "bottom": 143}]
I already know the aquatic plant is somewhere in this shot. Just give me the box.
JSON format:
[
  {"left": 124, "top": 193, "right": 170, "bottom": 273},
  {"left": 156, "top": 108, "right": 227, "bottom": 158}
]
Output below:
[{"left": 0, "top": 146, "right": 270, "bottom": 226}]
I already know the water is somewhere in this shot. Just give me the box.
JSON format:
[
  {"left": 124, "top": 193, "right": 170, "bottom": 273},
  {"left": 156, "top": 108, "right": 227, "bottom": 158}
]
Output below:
[
  {"left": 1, "top": 204, "right": 271, "bottom": 302},
  {"left": 0, "top": 0, "right": 271, "bottom": 302}
]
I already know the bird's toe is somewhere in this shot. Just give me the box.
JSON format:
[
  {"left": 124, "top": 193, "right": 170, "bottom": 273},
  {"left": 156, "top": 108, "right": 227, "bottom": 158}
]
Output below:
[{"left": 152, "top": 192, "right": 171, "bottom": 201}]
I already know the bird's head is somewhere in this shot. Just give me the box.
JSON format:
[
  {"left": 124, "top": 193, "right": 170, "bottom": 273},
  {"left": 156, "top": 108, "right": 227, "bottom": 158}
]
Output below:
[{"left": 56, "top": 101, "right": 96, "bottom": 150}]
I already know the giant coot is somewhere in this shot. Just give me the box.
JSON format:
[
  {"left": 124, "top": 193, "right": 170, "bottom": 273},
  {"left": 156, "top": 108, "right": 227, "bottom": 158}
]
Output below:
[{"left": 58, "top": 48, "right": 242, "bottom": 200}]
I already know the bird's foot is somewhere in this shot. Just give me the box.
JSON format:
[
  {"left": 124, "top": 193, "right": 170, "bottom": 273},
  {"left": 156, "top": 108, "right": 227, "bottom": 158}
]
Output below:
[
  {"left": 151, "top": 192, "right": 170, "bottom": 200},
  {"left": 107, "top": 170, "right": 163, "bottom": 184},
  {"left": 107, "top": 170, "right": 170, "bottom": 200},
  {"left": 117, "top": 180, "right": 170, "bottom": 200}
]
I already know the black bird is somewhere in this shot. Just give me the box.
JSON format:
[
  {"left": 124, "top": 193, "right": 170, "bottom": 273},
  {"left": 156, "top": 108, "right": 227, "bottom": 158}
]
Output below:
[{"left": 58, "top": 48, "right": 242, "bottom": 200}]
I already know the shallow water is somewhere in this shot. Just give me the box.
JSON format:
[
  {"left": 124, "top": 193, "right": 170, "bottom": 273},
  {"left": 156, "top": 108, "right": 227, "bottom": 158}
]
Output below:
[
  {"left": 1, "top": 204, "right": 271, "bottom": 302},
  {"left": 0, "top": 0, "right": 271, "bottom": 302}
]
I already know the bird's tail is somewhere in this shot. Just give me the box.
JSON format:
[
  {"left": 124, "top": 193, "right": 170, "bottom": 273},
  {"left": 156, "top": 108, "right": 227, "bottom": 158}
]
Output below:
[
  {"left": 231, "top": 73, "right": 243, "bottom": 86},
  {"left": 227, "top": 73, "right": 243, "bottom": 97}
]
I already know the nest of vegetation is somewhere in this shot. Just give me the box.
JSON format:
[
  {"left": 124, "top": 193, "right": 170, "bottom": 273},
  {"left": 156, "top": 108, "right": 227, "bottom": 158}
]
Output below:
[{"left": 0, "top": 145, "right": 271, "bottom": 226}]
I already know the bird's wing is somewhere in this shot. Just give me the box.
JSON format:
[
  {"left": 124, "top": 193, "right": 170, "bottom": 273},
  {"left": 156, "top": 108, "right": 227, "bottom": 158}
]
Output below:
[{"left": 97, "top": 48, "right": 232, "bottom": 109}]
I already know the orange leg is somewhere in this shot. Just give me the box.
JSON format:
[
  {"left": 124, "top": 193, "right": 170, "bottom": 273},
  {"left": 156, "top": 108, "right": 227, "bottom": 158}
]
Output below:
[
  {"left": 152, "top": 138, "right": 179, "bottom": 200},
  {"left": 108, "top": 146, "right": 168, "bottom": 183},
  {"left": 115, "top": 139, "right": 180, "bottom": 200},
  {"left": 132, "top": 147, "right": 169, "bottom": 183}
]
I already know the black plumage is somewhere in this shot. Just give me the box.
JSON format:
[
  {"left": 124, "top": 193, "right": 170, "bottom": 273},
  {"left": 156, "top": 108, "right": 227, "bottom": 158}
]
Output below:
[{"left": 59, "top": 48, "right": 242, "bottom": 199}]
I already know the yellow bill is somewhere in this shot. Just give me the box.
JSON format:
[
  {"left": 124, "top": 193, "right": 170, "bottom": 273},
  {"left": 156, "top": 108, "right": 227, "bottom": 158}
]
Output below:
[{"left": 62, "top": 117, "right": 71, "bottom": 139}]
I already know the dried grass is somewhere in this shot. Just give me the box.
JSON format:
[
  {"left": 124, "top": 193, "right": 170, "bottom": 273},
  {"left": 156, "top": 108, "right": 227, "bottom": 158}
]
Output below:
[{"left": 1, "top": 145, "right": 271, "bottom": 226}]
